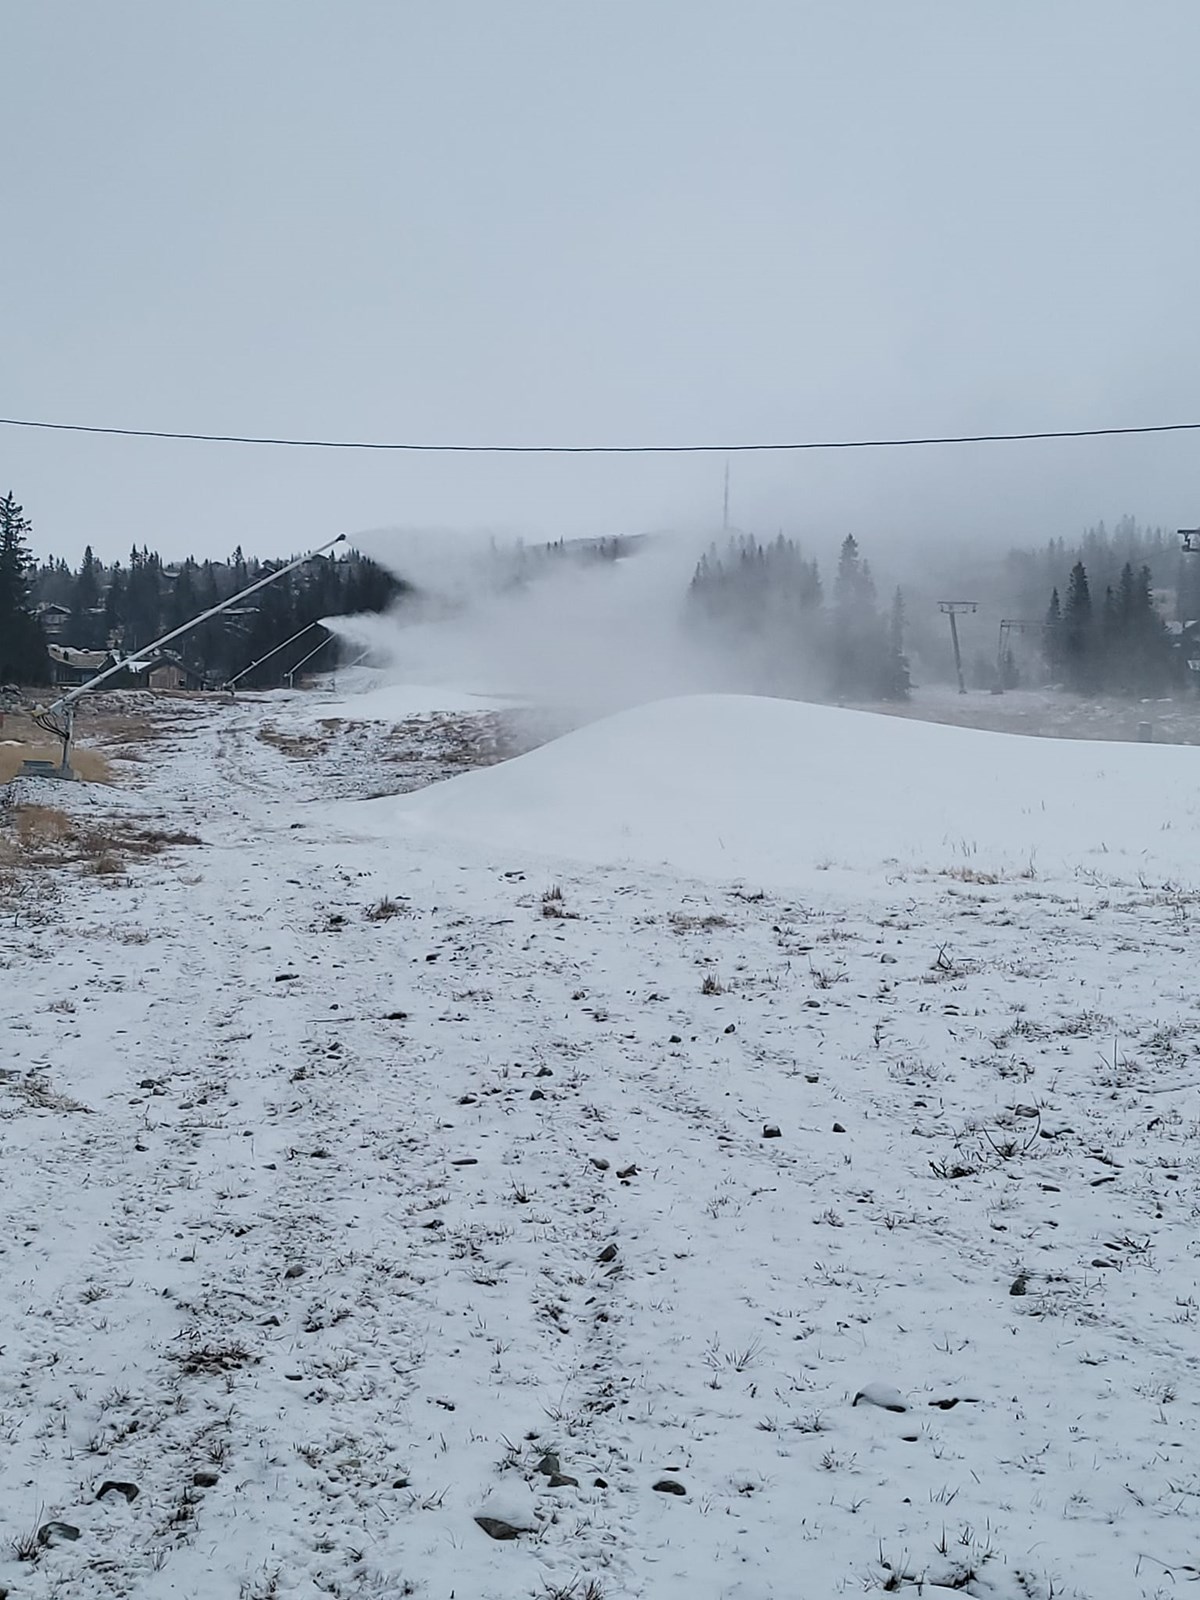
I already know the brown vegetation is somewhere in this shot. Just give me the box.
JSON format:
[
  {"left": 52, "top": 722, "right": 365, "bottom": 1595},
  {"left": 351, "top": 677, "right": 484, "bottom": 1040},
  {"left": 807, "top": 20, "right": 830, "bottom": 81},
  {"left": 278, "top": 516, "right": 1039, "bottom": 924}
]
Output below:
[
  {"left": 0, "top": 742, "right": 114, "bottom": 784},
  {"left": 0, "top": 803, "right": 200, "bottom": 875}
]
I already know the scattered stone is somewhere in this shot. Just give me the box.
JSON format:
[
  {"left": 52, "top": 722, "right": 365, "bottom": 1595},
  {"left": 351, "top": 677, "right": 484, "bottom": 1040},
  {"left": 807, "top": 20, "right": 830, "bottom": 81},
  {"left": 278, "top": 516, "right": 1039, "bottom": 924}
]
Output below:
[
  {"left": 535, "top": 1452, "right": 561, "bottom": 1476},
  {"left": 37, "top": 1522, "right": 81, "bottom": 1547},
  {"left": 929, "top": 1397, "right": 961, "bottom": 1411},
  {"left": 459, "top": 1094, "right": 478, "bottom": 1105},
  {"left": 192, "top": 1470, "right": 219, "bottom": 1488},
  {"left": 1092, "top": 1257, "right": 1119, "bottom": 1269},
  {"left": 617, "top": 1164, "right": 638, "bottom": 1180},
  {"left": 137, "top": 1078, "right": 161, "bottom": 1091},
  {"left": 1010, "top": 1273, "right": 1028, "bottom": 1296},
  {"left": 852, "top": 1382, "right": 907, "bottom": 1413},
  {"left": 475, "top": 1517, "right": 521, "bottom": 1540},
  {"left": 535, "top": 1066, "right": 553, "bottom": 1077},
  {"left": 805, "top": 1073, "right": 819, "bottom": 1083},
  {"left": 669, "top": 1034, "right": 682, "bottom": 1044},
  {"left": 880, "top": 954, "right": 897, "bottom": 964},
  {"left": 451, "top": 1157, "right": 478, "bottom": 1167},
  {"left": 530, "top": 1089, "right": 546, "bottom": 1101},
  {"left": 392, "top": 1476, "right": 410, "bottom": 1489},
  {"left": 548, "top": 1473, "right": 579, "bottom": 1488},
  {"left": 274, "top": 973, "right": 299, "bottom": 982},
  {"left": 593, "top": 1477, "right": 608, "bottom": 1488},
  {"left": 284, "top": 1264, "right": 305, "bottom": 1279},
  {"left": 597, "top": 1243, "right": 618, "bottom": 1263},
  {"left": 653, "top": 1478, "right": 687, "bottom": 1495},
  {"left": 474, "top": 1481, "right": 538, "bottom": 1539},
  {"left": 385, "top": 1010, "right": 409, "bottom": 1021},
  {"left": 590, "top": 1157, "right": 610, "bottom": 1172},
  {"left": 723, "top": 1023, "right": 736, "bottom": 1035},
  {"left": 96, "top": 1480, "right": 139, "bottom": 1503},
  {"left": 762, "top": 1124, "right": 781, "bottom": 1139},
  {"left": 832, "top": 1122, "right": 846, "bottom": 1134}
]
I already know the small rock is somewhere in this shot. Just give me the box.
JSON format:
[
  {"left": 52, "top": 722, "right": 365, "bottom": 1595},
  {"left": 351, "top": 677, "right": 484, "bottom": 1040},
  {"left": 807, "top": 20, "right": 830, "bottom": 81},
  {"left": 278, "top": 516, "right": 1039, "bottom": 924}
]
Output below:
[
  {"left": 653, "top": 1478, "right": 687, "bottom": 1495},
  {"left": 548, "top": 1472, "right": 579, "bottom": 1488},
  {"left": 192, "top": 1470, "right": 219, "bottom": 1488},
  {"left": 590, "top": 1157, "right": 610, "bottom": 1172},
  {"left": 392, "top": 1476, "right": 410, "bottom": 1489},
  {"left": 535, "top": 1452, "right": 561, "bottom": 1476},
  {"left": 928, "top": 1398, "right": 961, "bottom": 1411},
  {"left": 1010, "top": 1273, "right": 1028, "bottom": 1296},
  {"left": 530, "top": 1089, "right": 546, "bottom": 1101},
  {"left": 284, "top": 1264, "right": 305, "bottom": 1280},
  {"left": 832, "top": 1122, "right": 846, "bottom": 1134},
  {"left": 723, "top": 1023, "right": 736, "bottom": 1035},
  {"left": 451, "top": 1157, "right": 478, "bottom": 1167},
  {"left": 474, "top": 1481, "right": 537, "bottom": 1539},
  {"left": 274, "top": 972, "right": 299, "bottom": 982},
  {"left": 37, "top": 1521, "right": 82, "bottom": 1547},
  {"left": 459, "top": 1094, "right": 478, "bottom": 1105},
  {"left": 853, "top": 1382, "right": 907, "bottom": 1413},
  {"left": 805, "top": 1073, "right": 819, "bottom": 1083},
  {"left": 535, "top": 1066, "right": 553, "bottom": 1077},
  {"left": 669, "top": 1034, "right": 682, "bottom": 1044},
  {"left": 385, "top": 1010, "right": 409, "bottom": 1021},
  {"left": 475, "top": 1516, "right": 522, "bottom": 1540},
  {"left": 593, "top": 1476, "right": 608, "bottom": 1488},
  {"left": 617, "top": 1164, "right": 638, "bottom": 1180},
  {"left": 597, "top": 1243, "right": 618, "bottom": 1263},
  {"left": 762, "top": 1124, "right": 781, "bottom": 1139},
  {"left": 137, "top": 1078, "right": 160, "bottom": 1091},
  {"left": 96, "top": 1480, "right": 139, "bottom": 1503}
]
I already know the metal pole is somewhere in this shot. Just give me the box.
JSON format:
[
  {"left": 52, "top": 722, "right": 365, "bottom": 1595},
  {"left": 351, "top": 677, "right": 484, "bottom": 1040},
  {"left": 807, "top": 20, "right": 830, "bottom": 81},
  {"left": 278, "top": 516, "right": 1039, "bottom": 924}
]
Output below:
[
  {"left": 32, "top": 532, "right": 347, "bottom": 760},
  {"left": 948, "top": 610, "right": 965, "bottom": 693},
  {"left": 226, "top": 620, "right": 318, "bottom": 692},
  {"left": 286, "top": 631, "right": 335, "bottom": 689}
]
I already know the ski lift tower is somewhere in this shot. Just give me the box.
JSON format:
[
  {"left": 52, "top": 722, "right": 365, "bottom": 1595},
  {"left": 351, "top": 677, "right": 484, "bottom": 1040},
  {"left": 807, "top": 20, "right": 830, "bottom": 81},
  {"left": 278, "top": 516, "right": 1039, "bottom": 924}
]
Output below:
[
  {"left": 995, "top": 619, "right": 1042, "bottom": 690},
  {"left": 938, "top": 600, "right": 978, "bottom": 695}
]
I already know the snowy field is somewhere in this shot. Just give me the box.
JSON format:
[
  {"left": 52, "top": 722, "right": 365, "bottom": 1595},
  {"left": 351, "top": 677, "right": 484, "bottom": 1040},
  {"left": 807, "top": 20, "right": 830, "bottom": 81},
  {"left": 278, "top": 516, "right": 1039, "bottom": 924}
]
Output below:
[{"left": 4, "top": 688, "right": 1200, "bottom": 1600}]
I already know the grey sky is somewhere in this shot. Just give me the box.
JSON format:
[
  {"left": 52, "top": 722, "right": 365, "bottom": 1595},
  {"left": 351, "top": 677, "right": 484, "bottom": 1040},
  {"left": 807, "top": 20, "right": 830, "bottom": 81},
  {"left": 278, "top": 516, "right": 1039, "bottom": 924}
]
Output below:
[{"left": 5, "top": 1, "right": 1200, "bottom": 566}]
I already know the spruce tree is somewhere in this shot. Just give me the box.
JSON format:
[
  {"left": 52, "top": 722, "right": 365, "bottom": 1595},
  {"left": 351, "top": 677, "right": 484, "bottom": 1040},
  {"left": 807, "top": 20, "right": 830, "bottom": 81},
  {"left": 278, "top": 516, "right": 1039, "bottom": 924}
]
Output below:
[
  {"left": 1062, "top": 562, "right": 1096, "bottom": 691},
  {"left": 0, "top": 492, "right": 50, "bottom": 683}
]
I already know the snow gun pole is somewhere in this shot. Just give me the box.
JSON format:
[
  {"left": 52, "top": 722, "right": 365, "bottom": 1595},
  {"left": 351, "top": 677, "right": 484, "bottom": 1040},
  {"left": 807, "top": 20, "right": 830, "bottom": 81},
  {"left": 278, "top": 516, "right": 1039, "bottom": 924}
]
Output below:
[
  {"left": 31, "top": 532, "right": 348, "bottom": 770},
  {"left": 226, "top": 620, "right": 319, "bottom": 694},
  {"left": 286, "top": 631, "right": 336, "bottom": 689}
]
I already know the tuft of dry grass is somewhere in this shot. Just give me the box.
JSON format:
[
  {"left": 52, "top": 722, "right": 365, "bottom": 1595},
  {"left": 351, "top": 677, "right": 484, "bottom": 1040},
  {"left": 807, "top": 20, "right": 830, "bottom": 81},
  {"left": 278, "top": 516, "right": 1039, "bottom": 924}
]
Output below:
[
  {"left": 0, "top": 804, "right": 200, "bottom": 875},
  {"left": 0, "top": 742, "right": 114, "bottom": 784},
  {"left": 671, "top": 911, "right": 733, "bottom": 933},
  {"left": 365, "top": 896, "right": 405, "bottom": 921}
]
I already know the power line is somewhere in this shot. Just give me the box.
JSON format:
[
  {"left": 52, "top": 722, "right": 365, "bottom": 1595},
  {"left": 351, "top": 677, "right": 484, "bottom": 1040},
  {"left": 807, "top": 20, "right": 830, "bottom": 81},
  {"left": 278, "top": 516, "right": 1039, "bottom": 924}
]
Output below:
[{"left": 3, "top": 413, "right": 1200, "bottom": 455}]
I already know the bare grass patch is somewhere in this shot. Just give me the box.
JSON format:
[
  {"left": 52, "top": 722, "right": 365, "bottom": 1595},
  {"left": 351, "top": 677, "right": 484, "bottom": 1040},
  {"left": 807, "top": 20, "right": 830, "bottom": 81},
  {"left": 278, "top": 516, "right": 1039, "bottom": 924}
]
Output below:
[
  {"left": 0, "top": 742, "right": 114, "bottom": 783},
  {"left": 0, "top": 803, "right": 200, "bottom": 876}
]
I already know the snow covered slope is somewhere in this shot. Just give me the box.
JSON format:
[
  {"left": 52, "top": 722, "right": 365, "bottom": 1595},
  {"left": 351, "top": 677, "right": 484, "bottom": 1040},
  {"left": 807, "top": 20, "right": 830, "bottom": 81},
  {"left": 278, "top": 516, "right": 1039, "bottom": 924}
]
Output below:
[
  {"left": 369, "top": 693, "right": 1200, "bottom": 889},
  {"left": 5, "top": 692, "right": 1200, "bottom": 1600}
]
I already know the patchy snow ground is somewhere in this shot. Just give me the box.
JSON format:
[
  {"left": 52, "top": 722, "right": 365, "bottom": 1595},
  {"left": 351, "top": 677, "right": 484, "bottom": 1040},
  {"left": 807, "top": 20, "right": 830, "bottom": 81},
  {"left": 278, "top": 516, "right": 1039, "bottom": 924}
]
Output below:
[{"left": 4, "top": 691, "right": 1200, "bottom": 1600}]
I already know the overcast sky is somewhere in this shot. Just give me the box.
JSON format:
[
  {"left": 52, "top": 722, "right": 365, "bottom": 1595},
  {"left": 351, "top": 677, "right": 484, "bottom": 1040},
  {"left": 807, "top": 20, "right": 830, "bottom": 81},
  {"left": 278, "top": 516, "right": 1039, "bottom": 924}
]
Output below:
[{"left": 5, "top": 1, "right": 1200, "bottom": 567}]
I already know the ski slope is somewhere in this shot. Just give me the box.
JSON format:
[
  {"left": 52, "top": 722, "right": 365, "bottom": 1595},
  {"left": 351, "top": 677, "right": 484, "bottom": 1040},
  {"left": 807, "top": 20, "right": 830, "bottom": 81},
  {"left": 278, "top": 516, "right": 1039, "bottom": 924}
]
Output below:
[
  {"left": 367, "top": 693, "right": 1200, "bottom": 890},
  {"left": 3, "top": 691, "right": 1200, "bottom": 1600}
]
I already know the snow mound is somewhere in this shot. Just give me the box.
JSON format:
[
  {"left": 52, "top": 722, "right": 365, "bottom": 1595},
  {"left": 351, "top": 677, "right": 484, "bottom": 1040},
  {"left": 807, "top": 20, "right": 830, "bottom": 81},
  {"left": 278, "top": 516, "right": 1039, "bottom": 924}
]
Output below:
[{"left": 369, "top": 694, "right": 1200, "bottom": 890}]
